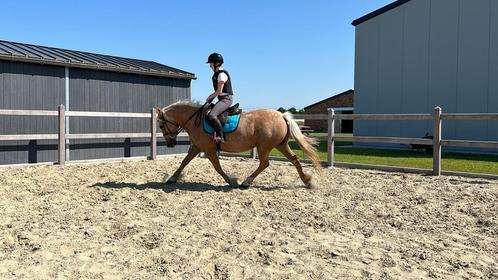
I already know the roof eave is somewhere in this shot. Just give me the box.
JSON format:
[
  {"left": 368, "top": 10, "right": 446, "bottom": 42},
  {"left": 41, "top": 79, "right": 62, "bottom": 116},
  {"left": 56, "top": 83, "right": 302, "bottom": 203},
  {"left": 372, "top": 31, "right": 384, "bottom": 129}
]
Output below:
[
  {"left": 352, "top": 0, "right": 412, "bottom": 26},
  {"left": 0, "top": 54, "right": 197, "bottom": 80}
]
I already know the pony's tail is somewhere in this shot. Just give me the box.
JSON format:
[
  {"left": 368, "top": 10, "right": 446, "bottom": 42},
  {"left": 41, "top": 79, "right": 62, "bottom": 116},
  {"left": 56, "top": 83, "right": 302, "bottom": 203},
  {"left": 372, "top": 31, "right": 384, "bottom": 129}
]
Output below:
[{"left": 282, "top": 112, "right": 322, "bottom": 172}]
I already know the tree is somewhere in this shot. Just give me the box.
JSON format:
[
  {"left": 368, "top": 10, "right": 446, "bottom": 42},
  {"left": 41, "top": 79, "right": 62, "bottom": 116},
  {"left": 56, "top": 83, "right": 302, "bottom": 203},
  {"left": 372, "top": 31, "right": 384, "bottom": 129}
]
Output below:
[
  {"left": 277, "top": 107, "right": 286, "bottom": 113},
  {"left": 288, "top": 107, "right": 297, "bottom": 114}
]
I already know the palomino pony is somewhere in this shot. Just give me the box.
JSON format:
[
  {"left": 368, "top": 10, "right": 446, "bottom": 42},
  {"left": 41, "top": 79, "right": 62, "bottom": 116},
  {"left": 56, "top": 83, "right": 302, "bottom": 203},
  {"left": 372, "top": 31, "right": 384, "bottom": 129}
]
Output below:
[{"left": 155, "top": 101, "right": 321, "bottom": 188}]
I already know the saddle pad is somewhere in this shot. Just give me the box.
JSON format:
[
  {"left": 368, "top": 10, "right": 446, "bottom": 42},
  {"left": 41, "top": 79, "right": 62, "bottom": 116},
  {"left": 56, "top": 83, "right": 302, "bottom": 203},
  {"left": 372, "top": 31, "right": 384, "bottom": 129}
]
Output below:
[{"left": 203, "top": 114, "right": 241, "bottom": 134}]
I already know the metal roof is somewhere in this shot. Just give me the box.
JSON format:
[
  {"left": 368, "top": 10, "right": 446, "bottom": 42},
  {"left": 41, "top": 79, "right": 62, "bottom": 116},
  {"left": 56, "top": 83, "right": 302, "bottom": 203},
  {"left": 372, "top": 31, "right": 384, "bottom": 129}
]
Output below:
[
  {"left": 0, "top": 40, "right": 196, "bottom": 80},
  {"left": 352, "top": 0, "right": 412, "bottom": 26},
  {"left": 304, "top": 89, "right": 354, "bottom": 110}
]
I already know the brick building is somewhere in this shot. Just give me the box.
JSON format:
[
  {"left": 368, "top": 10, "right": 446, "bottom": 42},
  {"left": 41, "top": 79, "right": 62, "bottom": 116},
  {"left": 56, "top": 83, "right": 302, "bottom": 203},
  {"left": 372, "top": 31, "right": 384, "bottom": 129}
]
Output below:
[{"left": 304, "top": 89, "right": 354, "bottom": 132}]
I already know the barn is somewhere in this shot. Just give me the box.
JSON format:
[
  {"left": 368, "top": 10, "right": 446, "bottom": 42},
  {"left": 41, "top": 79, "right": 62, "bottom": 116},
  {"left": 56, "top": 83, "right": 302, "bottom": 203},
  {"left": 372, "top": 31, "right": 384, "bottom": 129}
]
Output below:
[
  {"left": 0, "top": 40, "right": 196, "bottom": 165},
  {"left": 304, "top": 89, "right": 354, "bottom": 133},
  {"left": 352, "top": 0, "right": 498, "bottom": 151}
]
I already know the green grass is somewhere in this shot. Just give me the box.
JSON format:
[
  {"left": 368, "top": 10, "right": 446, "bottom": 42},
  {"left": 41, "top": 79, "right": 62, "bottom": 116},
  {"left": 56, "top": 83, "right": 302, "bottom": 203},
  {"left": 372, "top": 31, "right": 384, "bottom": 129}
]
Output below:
[{"left": 239, "top": 133, "right": 498, "bottom": 175}]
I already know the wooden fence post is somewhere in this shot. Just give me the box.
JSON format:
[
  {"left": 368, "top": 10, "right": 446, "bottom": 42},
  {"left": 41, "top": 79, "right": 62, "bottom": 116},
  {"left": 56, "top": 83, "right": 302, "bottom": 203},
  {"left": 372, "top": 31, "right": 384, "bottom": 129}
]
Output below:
[
  {"left": 251, "top": 147, "right": 257, "bottom": 159},
  {"left": 327, "top": 108, "right": 335, "bottom": 167},
  {"left": 150, "top": 108, "right": 157, "bottom": 160},
  {"left": 433, "top": 106, "right": 442, "bottom": 176},
  {"left": 58, "top": 105, "right": 65, "bottom": 165}
]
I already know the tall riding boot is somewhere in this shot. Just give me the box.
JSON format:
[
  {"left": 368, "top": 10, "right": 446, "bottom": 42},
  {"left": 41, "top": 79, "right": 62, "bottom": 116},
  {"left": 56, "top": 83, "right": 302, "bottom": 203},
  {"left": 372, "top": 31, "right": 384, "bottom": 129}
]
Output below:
[{"left": 211, "top": 117, "right": 225, "bottom": 143}]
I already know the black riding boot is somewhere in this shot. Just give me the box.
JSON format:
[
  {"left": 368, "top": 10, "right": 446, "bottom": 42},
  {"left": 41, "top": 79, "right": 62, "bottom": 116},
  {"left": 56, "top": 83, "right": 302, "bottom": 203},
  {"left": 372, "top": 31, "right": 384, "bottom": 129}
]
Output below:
[{"left": 211, "top": 117, "right": 225, "bottom": 143}]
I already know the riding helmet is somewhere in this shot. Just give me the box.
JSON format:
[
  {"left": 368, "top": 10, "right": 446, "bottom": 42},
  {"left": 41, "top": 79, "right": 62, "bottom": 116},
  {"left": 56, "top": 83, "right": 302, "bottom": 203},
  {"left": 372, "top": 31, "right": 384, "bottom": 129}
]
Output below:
[{"left": 206, "top": 52, "right": 224, "bottom": 64}]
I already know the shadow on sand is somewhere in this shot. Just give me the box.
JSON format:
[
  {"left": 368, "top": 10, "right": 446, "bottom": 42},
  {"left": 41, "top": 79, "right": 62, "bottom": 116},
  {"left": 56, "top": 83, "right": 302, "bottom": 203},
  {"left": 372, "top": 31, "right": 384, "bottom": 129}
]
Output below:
[{"left": 89, "top": 181, "right": 304, "bottom": 193}]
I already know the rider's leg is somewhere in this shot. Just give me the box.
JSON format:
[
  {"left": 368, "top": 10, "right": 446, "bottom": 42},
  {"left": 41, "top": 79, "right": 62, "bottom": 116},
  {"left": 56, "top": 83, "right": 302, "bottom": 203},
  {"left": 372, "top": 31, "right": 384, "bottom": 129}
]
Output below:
[
  {"left": 208, "top": 95, "right": 233, "bottom": 143},
  {"left": 209, "top": 116, "right": 225, "bottom": 143}
]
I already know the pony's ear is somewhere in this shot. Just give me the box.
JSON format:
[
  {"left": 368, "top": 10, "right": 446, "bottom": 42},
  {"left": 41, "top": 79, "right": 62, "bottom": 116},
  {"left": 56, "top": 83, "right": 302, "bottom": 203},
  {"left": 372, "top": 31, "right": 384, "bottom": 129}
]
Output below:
[{"left": 155, "top": 107, "right": 163, "bottom": 119}]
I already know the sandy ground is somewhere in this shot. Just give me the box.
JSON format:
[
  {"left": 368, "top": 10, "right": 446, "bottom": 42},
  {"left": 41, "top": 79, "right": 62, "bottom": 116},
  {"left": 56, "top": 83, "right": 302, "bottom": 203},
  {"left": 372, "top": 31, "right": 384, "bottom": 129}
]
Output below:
[{"left": 0, "top": 155, "right": 496, "bottom": 279}]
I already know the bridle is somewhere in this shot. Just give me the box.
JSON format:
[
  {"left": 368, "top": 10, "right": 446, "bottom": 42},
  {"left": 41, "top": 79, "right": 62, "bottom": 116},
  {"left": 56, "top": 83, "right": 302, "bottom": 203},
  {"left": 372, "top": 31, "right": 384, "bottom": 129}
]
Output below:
[
  {"left": 158, "top": 104, "right": 206, "bottom": 140},
  {"left": 159, "top": 117, "right": 182, "bottom": 141}
]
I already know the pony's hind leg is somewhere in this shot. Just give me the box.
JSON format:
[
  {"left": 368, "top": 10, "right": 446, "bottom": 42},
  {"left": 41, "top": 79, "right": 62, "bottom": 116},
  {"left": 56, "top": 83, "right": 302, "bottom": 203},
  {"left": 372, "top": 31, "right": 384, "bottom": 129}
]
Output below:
[
  {"left": 241, "top": 147, "right": 270, "bottom": 187},
  {"left": 276, "top": 143, "right": 313, "bottom": 187}
]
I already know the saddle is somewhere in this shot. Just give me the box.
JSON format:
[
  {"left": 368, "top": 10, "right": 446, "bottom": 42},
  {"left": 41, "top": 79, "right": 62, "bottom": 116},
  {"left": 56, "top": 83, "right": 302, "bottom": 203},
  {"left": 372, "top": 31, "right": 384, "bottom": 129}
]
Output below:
[
  {"left": 202, "top": 103, "right": 242, "bottom": 150},
  {"left": 205, "top": 103, "right": 242, "bottom": 127}
]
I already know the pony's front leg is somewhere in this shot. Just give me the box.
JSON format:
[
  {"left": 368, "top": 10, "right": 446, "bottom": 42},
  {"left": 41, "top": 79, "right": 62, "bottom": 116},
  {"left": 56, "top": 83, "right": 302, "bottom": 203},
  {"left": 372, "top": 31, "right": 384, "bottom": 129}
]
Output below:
[
  {"left": 166, "top": 145, "right": 200, "bottom": 184},
  {"left": 241, "top": 148, "right": 270, "bottom": 187},
  {"left": 204, "top": 151, "right": 239, "bottom": 187}
]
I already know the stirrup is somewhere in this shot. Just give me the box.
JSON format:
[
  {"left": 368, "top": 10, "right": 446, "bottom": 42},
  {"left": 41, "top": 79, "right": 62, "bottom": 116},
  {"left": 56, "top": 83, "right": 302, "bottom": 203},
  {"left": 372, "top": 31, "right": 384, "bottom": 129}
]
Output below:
[
  {"left": 214, "top": 136, "right": 225, "bottom": 144},
  {"left": 213, "top": 132, "right": 225, "bottom": 144}
]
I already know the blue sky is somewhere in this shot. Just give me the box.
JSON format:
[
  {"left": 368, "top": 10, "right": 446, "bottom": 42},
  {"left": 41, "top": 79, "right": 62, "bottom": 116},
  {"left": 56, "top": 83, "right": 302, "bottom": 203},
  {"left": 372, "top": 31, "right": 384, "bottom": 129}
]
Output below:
[{"left": 0, "top": 0, "right": 393, "bottom": 110}]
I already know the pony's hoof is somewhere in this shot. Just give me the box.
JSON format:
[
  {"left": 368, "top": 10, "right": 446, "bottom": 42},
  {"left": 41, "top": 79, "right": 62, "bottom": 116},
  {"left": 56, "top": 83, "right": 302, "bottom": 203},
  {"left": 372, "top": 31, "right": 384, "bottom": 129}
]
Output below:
[
  {"left": 241, "top": 177, "right": 254, "bottom": 188},
  {"left": 166, "top": 177, "right": 177, "bottom": 184},
  {"left": 303, "top": 174, "right": 314, "bottom": 188},
  {"left": 227, "top": 177, "right": 239, "bottom": 188},
  {"left": 305, "top": 181, "right": 316, "bottom": 189}
]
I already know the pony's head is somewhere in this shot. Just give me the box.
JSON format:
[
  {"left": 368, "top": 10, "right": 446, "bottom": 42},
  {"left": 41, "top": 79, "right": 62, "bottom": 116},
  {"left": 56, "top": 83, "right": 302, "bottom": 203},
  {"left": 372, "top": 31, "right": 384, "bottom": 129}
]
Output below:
[{"left": 156, "top": 107, "right": 180, "bottom": 147}]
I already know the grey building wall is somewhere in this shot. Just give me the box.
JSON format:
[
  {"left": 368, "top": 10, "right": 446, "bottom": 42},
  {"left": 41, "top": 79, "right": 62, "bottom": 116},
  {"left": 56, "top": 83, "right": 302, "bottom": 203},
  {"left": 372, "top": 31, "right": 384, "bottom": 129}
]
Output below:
[
  {"left": 354, "top": 0, "right": 498, "bottom": 151},
  {"left": 0, "top": 60, "right": 191, "bottom": 165},
  {"left": 68, "top": 68, "right": 190, "bottom": 161},
  {"left": 0, "top": 60, "right": 65, "bottom": 164}
]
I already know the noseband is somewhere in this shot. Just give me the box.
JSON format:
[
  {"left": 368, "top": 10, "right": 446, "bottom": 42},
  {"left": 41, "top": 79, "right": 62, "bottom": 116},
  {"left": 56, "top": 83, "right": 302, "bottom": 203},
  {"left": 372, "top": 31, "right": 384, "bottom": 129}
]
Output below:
[{"left": 160, "top": 118, "right": 181, "bottom": 140}]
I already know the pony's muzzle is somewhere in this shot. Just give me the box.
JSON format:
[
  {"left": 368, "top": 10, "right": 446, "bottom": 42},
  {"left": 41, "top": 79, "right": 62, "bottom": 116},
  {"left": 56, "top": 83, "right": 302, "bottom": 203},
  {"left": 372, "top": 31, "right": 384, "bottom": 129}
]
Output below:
[{"left": 166, "top": 137, "right": 177, "bottom": 147}]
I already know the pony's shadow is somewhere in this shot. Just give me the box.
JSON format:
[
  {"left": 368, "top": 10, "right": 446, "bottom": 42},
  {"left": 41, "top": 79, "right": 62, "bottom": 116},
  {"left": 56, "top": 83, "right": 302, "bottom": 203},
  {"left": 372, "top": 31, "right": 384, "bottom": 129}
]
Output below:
[{"left": 91, "top": 181, "right": 287, "bottom": 193}]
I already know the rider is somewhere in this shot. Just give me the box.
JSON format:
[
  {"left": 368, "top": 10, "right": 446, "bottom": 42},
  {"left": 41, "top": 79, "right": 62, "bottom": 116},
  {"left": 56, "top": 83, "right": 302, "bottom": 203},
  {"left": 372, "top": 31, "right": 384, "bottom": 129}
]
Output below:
[{"left": 206, "top": 52, "right": 233, "bottom": 143}]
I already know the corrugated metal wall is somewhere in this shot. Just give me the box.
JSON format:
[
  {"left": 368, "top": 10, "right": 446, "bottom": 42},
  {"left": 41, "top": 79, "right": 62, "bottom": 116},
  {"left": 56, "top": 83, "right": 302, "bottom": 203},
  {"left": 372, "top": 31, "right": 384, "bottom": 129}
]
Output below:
[
  {"left": 68, "top": 68, "right": 190, "bottom": 160},
  {"left": 0, "top": 60, "right": 191, "bottom": 165},
  {"left": 354, "top": 0, "right": 498, "bottom": 151},
  {"left": 0, "top": 60, "right": 65, "bottom": 164}
]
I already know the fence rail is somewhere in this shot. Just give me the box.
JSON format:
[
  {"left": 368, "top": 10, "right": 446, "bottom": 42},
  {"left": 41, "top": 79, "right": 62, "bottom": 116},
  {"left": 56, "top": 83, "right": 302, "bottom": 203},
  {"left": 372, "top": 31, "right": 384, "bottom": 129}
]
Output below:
[
  {"left": 334, "top": 136, "right": 433, "bottom": 145},
  {"left": 293, "top": 113, "right": 433, "bottom": 120},
  {"left": 441, "top": 140, "right": 498, "bottom": 149},
  {"left": 335, "top": 114, "right": 433, "bottom": 121},
  {"left": 264, "top": 107, "right": 497, "bottom": 177},
  {"left": 64, "top": 132, "right": 189, "bottom": 140},
  {"left": 0, "top": 134, "right": 58, "bottom": 141},
  {"left": 0, "top": 106, "right": 175, "bottom": 165},
  {"left": 1, "top": 106, "right": 497, "bottom": 178},
  {"left": 0, "top": 109, "right": 58, "bottom": 116},
  {"left": 66, "top": 111, "right": 151, "bottom": 118},
  {"left": 441, "top": 113, "right": 498, "bottom": 120}
]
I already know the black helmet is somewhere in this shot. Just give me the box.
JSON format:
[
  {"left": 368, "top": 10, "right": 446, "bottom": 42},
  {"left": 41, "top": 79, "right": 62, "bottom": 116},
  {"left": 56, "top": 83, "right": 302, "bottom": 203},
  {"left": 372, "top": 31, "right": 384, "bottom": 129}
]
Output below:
[{"left": 206, "top": 52, "right": 223, "bottom": 64}]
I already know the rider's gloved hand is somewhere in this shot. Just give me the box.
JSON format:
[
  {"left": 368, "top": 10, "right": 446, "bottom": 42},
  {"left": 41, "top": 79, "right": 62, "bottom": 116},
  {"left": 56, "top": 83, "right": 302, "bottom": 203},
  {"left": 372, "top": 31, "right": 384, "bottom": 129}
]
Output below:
[{"left": 206, "top": 93, "right": 216, "bottom": 103}]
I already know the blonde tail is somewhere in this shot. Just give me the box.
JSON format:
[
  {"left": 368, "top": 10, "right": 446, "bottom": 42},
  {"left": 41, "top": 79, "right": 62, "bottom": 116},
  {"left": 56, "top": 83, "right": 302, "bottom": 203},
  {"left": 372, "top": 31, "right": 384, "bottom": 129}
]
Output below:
[{"left": 282, "top": 112, "right": 322, "bottom": 171}]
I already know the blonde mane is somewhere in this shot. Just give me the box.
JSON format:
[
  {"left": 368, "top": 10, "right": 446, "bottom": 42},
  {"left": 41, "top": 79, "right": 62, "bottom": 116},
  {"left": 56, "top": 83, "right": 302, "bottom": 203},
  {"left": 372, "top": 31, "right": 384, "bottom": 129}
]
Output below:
[{"left": 165, "top": 100, "right": 201, "bottom": 109}]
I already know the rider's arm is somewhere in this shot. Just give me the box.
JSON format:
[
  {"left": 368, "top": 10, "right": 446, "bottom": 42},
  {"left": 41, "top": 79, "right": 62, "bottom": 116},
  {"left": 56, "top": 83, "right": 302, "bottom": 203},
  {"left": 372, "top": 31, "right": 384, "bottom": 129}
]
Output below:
[{"left": 207, "top": 81, "right": 225, "bottom": 102}]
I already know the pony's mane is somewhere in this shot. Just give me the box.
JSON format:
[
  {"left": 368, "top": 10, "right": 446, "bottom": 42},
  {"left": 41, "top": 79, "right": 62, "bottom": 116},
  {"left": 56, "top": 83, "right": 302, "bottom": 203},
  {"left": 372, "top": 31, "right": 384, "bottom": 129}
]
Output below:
[{"left": 165, "top": 100, "right": 202, "bottom": 109}]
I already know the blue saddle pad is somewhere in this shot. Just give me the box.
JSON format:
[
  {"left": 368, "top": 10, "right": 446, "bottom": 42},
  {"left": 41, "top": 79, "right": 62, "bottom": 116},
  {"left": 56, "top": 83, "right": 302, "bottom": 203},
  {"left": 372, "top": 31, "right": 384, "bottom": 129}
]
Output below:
[{"left": 203, "top": 114, "right": 241, "bottom": 134}]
